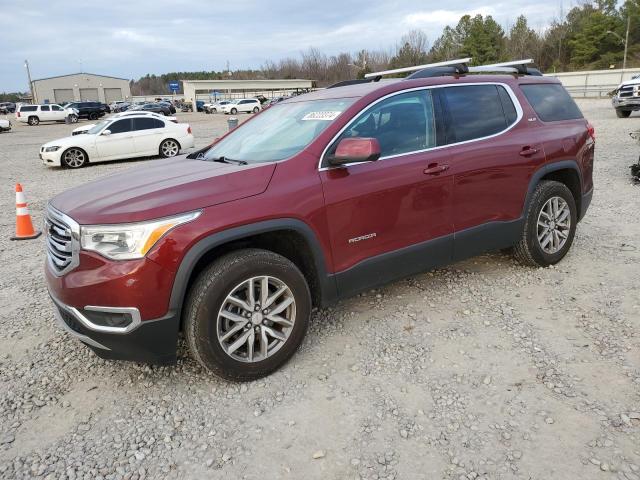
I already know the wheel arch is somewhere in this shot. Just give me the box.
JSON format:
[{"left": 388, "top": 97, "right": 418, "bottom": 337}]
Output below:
[
  {"left": 524, "top": 160, "right": 584, "bottom": 220},
  {"left": 169, "top": 219, "right": 337, "bottom": 329}
]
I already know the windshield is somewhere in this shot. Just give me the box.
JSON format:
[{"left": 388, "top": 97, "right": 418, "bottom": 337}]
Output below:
[
  {"left": 87, "top": 120, "right": 109, "bottom": 134},
  {"left": 203, "top": 98, "right": 355, "bottom": 163}
]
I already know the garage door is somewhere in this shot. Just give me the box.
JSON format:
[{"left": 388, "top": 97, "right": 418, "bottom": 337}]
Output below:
[
  {"left": 104, "top": 88, "right": 123, "bottom": 103},
  {"left": 53, "top": 89, "right": 74, "bottom": 103},
  {"left": 79, "top": 88, "right": 99, "bottom": 101}
]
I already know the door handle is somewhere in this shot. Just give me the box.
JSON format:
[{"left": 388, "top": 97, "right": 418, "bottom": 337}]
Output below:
[
  {"left": 519, "top": 146, "right": 539, "bottom": 157},
  {"left": 423, "top": 164, "right": 449, "bottom": 175}
]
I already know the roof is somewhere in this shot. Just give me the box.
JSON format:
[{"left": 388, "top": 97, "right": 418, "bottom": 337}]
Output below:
[
  {"left": 286, "top": 74, "right": 559, "bottom": 103},
  {"left": 33, "top": 72, "right": 130, "bottom": 82}
]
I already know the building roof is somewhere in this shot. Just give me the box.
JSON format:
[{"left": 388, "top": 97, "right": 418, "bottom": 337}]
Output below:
[{"left": 33, "top": 72, "right": 130, "bottom": 83}]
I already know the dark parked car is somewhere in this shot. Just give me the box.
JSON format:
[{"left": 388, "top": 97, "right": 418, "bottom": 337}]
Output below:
[
  {"left": 158, "top": 101, "right": 177, "bottom": 114},
  {"left": 66, "top": 101, "right": 110, "bottom": 120},
  {"left": 0, "top": 102, "right": 16, "bottom": 114},
  {"left": 131, "top": 103, "right": 173, "bottom": 116},
  {"left": 45, "top": 59, "right": 594, "bottom": 381}
]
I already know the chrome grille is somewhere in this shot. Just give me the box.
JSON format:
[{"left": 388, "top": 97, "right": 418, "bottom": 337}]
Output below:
[
  {"left": 619, "top": 86, "right": 635, "bottom": 98},
  {"left": 45, "top": 205, "right": 80, "bottom": 275}
]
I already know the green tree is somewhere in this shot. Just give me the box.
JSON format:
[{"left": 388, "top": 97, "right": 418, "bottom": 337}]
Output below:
[{"left": 507, "top": 16, "right": 541, "bottom": 60}]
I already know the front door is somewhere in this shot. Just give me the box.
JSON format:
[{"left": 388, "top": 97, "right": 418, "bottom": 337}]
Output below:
[
  {"left": 95, "top": 118, "right": 135, "bottom": 161},
  {"left": 319, "top": 89, "right": 454, "bottom": 297}
]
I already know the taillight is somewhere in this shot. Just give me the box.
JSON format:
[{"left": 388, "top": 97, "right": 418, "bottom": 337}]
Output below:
[
  {"left": 16, "top": 112, "right": 20, "bottom": 117},
  {"left": 587, "top": 122, "right": 595, "bottom": 141},
  {"left": 187, "top": 125, "right": 192, "bottom": 134}
]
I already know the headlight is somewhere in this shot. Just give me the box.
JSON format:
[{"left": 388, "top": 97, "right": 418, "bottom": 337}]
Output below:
[
  {"left": 80, "top": 211, "right": 200, "bottom": 260},
  {"left": 44, "top": 146, "right": 61, "bottom": 152}
]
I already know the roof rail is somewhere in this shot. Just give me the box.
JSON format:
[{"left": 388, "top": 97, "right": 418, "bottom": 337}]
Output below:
[
  {"left": 470, "top": 59, "right": 541, "bottom": 76},
  {"left": 364, "top": 58, "right": 472, "bottom": 79},
  {"left": 326, "top": 77, "right": 382, "bottom": 89}
]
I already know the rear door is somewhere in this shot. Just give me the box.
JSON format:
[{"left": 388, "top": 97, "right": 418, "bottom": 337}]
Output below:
[
  {"left": 95, "top": 118, "right": 135, "bottom": 161},
  {"left": 439, "top": 83, "right": 546, "bottom": 259},
  {"left": 132, "top": 117, "right": 165, "bottom": 155},
  {"left": 39, "top": 105, "right": 53, "bottom": 121},
  {"left": 319, "top": 88, "right": 454, "bottom": 296}
]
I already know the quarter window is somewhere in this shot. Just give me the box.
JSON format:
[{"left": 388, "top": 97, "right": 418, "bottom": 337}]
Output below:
[
  {"left": 442, "top": 85, "right": 517, "bottom": 143},
  {"left": 330, "top": 90, "right": 436, "bottom": 159},
  {"left": 108, "top": 119, "right": 132, "bottom": 134},
  {"left": 520, "top": 84, "right": 583, "bottom": 122}
]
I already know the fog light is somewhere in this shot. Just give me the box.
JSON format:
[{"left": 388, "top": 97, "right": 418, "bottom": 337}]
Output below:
[{"left": 82, "top": 309, "right": 133, "bottom": 328}]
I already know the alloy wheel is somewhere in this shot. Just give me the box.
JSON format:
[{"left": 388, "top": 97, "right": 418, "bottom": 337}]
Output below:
[
  {"left": 64, "top": 148, "right": 86, "bottom": 168},
  {"left": 537, "top": 196, "right": 571, "bottom": 254},
  {"left": 216, "top": 276, "right": 296, "bottom": 363},
  {"left": 160, "top": 140, "right": 179, "bottom": 157}
]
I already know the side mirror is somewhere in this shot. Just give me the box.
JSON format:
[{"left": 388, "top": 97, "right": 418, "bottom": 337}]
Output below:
[
  {"left": 101, "top": 130, "right": 111, "bottom": 136},
  {"left": 329, "top": 137, "right": 381, "bottom": 166}
]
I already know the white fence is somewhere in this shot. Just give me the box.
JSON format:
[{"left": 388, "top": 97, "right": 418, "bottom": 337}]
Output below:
[{"left": 546, "top": 68, "right": 640, "bottom": 98}]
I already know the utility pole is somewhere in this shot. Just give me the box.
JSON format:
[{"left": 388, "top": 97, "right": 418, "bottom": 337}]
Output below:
[
  {"left": 24, "top": 60, "right": 35, "bottom": 104},
  {"left": 623, "top": 14, "right": 630, "bottom": 70}
]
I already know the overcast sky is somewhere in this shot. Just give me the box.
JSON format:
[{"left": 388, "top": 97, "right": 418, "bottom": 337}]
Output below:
[{"left": 1, "top": 0, "right": 569, "bottom": 92}]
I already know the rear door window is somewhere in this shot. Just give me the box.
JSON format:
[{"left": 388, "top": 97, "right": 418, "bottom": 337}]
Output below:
[
  {"left": 134, "top": 118, "right": 164, "bottom": 130},
  {"left": 520, "top": 84, "right": 583, "bottom": 122},
  {"left": 40, "top": 105, "right": 50, "bottom": 111},
  {"left": 441, "top": 85, "right": 516, "bottom": 143}
]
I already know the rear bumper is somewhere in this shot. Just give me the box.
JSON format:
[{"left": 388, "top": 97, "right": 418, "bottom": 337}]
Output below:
[
  {"left": 50, "top": 293, "right": 179, "bottom": 364},
  {"left": 580, "top": 187, "right": 593, "bottom": 221}
]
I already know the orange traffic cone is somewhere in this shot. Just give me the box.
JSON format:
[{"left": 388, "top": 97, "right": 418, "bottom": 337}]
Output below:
[{"left": 11, "top": 183, "right": 41, "bottom": 240}]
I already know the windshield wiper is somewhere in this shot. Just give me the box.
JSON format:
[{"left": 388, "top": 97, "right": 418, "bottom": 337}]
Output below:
[{"left": 211, "top": 156, "right": 248, "bottom": 166}]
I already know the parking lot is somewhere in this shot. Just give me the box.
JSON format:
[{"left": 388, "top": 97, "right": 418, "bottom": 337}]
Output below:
[{"left": 0, "top": 100, "right": 639, "bottom": 479}]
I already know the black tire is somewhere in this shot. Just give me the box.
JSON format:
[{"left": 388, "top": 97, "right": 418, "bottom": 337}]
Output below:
[
  {"left": 252, "top": 107, "right": 259, "bottom": 113},
  {"left": 68, "top": 114, "right": 78, "bottom": 123},
  {"left": 211, "top": 108, "right": 217, "bottom": 114},
  {"left": 616, "top": 109, "right": 632, "bottom": 118},
  {"left": 88, "top": 112, "right": 98, "bottom": 120},
  {"left": 514, "top": 180, "right": 577, "bottom": 267},
  {"left": 184, "top": 249, "right": 312, "bottom": 381},
  {"left": 28, "top": 116, "right": 39, "bottom": 126},
  {"left": 230, "top": 107, "right": 238, "bottom": 115},
  {"left": 159, "top": 138, "right": 180, "bottom": 158}
]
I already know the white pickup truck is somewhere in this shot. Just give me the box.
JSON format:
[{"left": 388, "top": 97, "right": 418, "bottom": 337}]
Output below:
[{"left": 612, "top": 74, "right": 640, "bottom": 118}]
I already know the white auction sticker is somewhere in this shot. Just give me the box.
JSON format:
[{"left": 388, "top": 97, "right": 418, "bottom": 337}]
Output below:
[{"left": 301, "top": 111, "right": 342, "bottom": 121}]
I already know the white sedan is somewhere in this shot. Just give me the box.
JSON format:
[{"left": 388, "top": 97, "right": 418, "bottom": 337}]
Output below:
[
  {"left": 40, "top": 114, "right": 194, "bottom": 168},
  {"left": 71, "top": 111, "right": 177, "bottom": 135}
]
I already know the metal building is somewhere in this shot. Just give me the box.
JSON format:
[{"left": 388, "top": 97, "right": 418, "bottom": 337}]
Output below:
[
  {"left": 31, "top": 73, "right": 132, "bottom": 104},
  {"left": 181, "top": 79, "right": 314, "bottom": 105}
]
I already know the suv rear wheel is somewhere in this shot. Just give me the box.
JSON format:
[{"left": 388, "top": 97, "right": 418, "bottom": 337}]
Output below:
[
  {"left": 28, "top": 116, "right": 39, "bottom": 126},
  {"left": 616, "top": 109, "right": 632, "bottom": 118},
  {"left": 184, "top": 249, "right": 311, "bottom": 381},
  {"left": 88, "top": 112, "right": 98, "bottom": 120},
  {"left": 514, "top": 180, "right": 577, "bottom": 267}
]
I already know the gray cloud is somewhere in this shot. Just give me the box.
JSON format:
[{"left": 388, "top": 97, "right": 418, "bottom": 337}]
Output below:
[{"left": 1, "top": 0, "right": 565, "bottom": 91}]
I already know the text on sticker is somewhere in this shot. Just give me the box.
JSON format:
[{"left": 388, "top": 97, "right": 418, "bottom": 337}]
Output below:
[{"left": 302, "top": 111, "right": 342, "bottom": 121}]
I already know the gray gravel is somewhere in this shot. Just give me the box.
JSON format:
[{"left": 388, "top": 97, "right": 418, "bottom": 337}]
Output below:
[{"left": 0, "top": 101, "right": 639, "bottom": 479}]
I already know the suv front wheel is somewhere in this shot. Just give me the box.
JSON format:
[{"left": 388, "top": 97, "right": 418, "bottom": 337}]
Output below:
[
  {"left": 184, "top": 249, "right": 311, "bottom": 381},
  {"left": 514, "top": 180, "right": 577, "bottom": 267},
  {"left": 616, "top": 109, "right": 632, "bottom": 118}
]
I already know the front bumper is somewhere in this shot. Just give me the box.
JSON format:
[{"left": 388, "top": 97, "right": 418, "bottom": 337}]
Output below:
[
  {"left": 612, "top": 96, "right": 640, "bottom": 109},
  {"left": 40, "top": 148, "right": 63, "bottom": 167},
  {"left": 50, "top": 292, "right": 179, "bottom": 364}
]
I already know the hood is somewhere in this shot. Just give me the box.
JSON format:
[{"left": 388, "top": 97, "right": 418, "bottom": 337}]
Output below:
[
  {"left": 51, "top": 156, "right": 276, "bottom": 224},
  {"left": 43, "top": 135, "right": 92, "bottom": 148},
  {"left": 618, "top": 77, "right": 640, "bottom": 88}
]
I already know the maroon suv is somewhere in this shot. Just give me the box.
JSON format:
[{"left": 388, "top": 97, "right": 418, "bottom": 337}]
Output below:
[{"left": 45, "top": 60, "right": 594, "bottom": 380}]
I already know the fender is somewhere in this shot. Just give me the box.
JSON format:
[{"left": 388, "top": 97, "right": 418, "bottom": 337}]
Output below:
[
  {"left": 523, "top": 160, "right": 585, "bottom": 217},
  {"left": 167, "top": 218, "right": 338, "bottom": 320}
]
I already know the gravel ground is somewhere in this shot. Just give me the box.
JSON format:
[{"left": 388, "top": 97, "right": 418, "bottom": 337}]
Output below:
[{"left": 0, "top": 101, "right": 639, "bottom": 480}]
